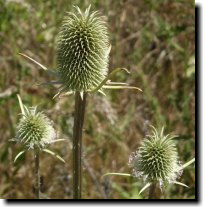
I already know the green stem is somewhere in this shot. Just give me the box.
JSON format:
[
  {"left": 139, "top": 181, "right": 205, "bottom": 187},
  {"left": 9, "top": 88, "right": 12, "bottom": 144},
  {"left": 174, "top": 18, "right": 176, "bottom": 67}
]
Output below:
[
  {"left": 34, "top": 149, "right": 40, "bottom": 199},
  {"left": 73, "top": 92, "right": 87, "bottom": 199}
]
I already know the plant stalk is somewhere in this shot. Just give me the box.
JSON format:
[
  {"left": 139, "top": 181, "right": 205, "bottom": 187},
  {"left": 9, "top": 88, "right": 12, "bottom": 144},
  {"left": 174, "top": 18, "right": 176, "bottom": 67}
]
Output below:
[
  {"left": 148, "top": 183, "right": 162, "bottom": 199},
  {"left": 73, "top": 91, "right": 87, "bottom": 199},
  {"left": 34, "top": 149, "right": 40, "bottom": 199}
]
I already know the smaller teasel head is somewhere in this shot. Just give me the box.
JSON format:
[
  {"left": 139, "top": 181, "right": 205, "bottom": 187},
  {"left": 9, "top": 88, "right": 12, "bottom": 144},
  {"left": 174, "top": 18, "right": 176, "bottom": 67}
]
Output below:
[
  {"left": 15, "top": 95, "right": 56, "bottom": 149},
  {"left": 129, "top": 126, "right": 182, "bottom": 186},
  {"left": 56, "top": 5, "right": 110, "bottom": 93}
]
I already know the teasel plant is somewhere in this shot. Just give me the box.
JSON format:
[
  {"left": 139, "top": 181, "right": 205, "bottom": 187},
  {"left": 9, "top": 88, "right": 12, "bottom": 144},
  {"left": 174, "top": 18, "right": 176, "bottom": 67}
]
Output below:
[
  {"left": 18, "top": 5, "right": 142, "bottom": 199},
  {"left": 13, "top": 94, "right": 65, "bottom": 199},
  {"left": 103, "top": 126, "right": 195, "bottom": 199}
]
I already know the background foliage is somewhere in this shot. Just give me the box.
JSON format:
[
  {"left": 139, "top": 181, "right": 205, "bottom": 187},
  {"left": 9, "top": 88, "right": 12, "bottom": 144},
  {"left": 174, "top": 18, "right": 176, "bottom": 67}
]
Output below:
[{"left": 0, "top": 0, "right": 195, "bottom": 199}]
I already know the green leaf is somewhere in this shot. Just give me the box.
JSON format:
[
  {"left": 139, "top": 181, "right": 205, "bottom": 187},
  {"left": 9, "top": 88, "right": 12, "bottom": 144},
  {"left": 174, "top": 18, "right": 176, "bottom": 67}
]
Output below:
[
  {"left": 14, "top": 150, "right": 25, "bottom": 163},
  {"left": 182, "top": 158, "right": 195, "bottom": 169},
  {"left": 102, "top": 172, "right": 131, "bottom": 177},
  {"left": 139, "top": 183, "right": 151, "bottom": 194},
  {"left": 174, "top": 181, "right": 189, "bottom": 188},
  {"left": 42, "top": 149, "right": 65, "bottom": 163}
]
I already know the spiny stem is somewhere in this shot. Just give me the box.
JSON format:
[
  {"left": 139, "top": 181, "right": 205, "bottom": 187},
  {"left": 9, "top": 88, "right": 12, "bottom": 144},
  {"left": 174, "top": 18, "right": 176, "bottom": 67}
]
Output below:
[
  {"left": 148, "top": 183, "right": 161, "bottom": 199},
  {"left": 73, "top": 92, "right": 87, "bottom": 199},
  {"left": 148, "top": 183, "right": 155, "bottom": 199},
  {"left": 34, "top": 149, "right": 40, "bottom": 199}
]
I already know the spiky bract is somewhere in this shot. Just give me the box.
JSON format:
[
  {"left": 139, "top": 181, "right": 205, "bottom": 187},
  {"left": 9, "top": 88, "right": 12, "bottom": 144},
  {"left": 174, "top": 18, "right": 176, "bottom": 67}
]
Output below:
[
  {"left": 15, "top": 107, "right": 56, "bottom": 149},
  {"left": 129, "top": 126, "right": 182, "bottom": 186},
  {"left": 57, "top": 6, "right": 109, "bottom": 92}
]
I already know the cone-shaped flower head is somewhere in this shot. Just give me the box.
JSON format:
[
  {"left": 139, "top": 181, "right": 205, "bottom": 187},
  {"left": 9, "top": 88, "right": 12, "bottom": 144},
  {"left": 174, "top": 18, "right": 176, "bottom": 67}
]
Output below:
[
  {"left": 15, "top": 104, "right": 56, "bottom": 150},
  {"left": 56, "top": 6, "right": 110, "bottom": 92},
  {"left": 129, "top": 126, "right": 182, "bottom": 186}
]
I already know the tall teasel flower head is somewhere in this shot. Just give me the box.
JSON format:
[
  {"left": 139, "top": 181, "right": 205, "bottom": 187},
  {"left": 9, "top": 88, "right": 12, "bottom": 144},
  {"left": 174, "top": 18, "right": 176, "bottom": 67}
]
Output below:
[
  {"left": 18, "top": 5, "right": 142, "bottom": 98},
  {"left": 56, "top": 5, "right": 110, "bottom": 93},
  {"left": 129, "top": 126, "right": 182, "bottom": 186},
  {"left": 15, "top": 95, "right": 56, "bottom": 149}
]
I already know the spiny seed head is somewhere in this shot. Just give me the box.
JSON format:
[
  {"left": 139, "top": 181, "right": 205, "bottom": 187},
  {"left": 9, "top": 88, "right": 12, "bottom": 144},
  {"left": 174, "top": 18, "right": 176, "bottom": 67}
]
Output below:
[
  {"left": 129, "top": 126, "right": 182, "bottom": 186},
  {"left": 15, "top": 107, "right": 56, "bottom": 149},
  {"left": 57, "top": 5, "right": 110, "bottom": 92}
]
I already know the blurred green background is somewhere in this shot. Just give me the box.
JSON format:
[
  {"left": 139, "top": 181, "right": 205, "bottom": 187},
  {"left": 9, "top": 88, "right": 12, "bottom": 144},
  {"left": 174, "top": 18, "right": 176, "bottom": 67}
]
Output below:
[{"left": 0, "top": 0, "right": 195, "bottom": 199}]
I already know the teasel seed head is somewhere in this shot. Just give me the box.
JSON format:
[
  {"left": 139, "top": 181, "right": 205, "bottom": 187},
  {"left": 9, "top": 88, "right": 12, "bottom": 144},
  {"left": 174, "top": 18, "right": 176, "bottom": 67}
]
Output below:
[
  {"left": 15, "top": 106, "right": 56, "bottom": 150},
  {"left": 129, "top": 126, "right": 182, "bottom": 186},
  {"left": 56, "top": 5, "right": 110, "bottom": 92}
]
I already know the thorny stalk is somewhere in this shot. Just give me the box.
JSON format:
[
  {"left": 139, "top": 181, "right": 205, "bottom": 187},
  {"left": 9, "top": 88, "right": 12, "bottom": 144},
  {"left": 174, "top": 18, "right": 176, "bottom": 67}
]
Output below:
[
  {"left": 34, "top": 149, "right": 40, "bottom": 199},
  {"left": 148, "top": 183, "right": 162, "bottom": 199},
  {"left": 73, "top": 92, "right": 87, "bottom": 199}
]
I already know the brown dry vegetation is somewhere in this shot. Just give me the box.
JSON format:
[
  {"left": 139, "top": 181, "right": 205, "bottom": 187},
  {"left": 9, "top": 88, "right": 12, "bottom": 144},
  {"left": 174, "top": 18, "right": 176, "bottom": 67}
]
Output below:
[{"left": 0, "top": 0, "right": 195, "bottom": 199}]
